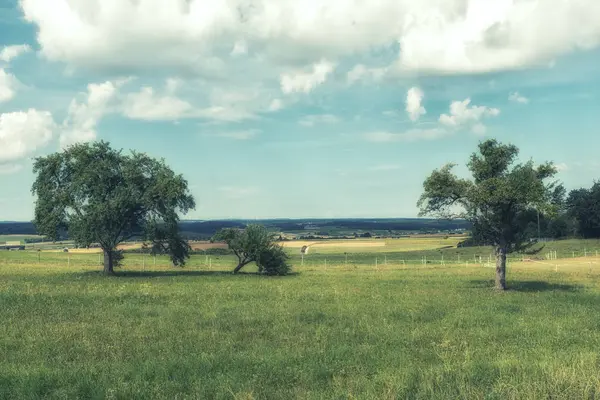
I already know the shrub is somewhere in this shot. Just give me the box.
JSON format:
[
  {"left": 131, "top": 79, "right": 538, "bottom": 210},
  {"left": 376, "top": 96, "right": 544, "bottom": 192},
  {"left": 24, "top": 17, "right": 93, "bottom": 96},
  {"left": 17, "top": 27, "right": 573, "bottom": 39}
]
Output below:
[{"left": 257, "top": 246, "right": 291, "bottom": 276}]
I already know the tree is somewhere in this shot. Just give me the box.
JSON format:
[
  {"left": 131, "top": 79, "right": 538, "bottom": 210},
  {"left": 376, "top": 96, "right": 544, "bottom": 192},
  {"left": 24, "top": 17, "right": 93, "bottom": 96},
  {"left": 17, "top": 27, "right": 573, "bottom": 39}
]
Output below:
[
  {"left": 212, "top": 224, "right": 291, "bottom": 275},
  {"left": 567, "top": 182, "right": 600, "bottom": 238},
  {"left": 32, "top": 141, "right": 195, "bottom": 275},
  {"left": 417, "top": 139, "right": 561, "bottom": 290}
]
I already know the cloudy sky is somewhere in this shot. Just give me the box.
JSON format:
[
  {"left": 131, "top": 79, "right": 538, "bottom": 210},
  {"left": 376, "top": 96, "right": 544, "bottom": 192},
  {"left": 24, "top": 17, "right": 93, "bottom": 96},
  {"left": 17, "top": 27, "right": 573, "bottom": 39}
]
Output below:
[{"left": 1, "top": 0, "right": 600, "bottom": 220}]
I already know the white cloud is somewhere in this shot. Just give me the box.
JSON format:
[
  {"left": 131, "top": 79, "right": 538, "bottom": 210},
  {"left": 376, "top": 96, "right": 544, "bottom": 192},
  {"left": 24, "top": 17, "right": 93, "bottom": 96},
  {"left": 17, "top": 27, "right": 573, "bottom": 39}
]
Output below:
[
  {"left": 123, "top": 83, "right": 272, "bottom": 123},
  {"left": 215, "top": 129, "right": 260, "bottom": 140},
  {"left": 198, "top": 86, "right": 278, "bottom": 121},
  {"left": 439, "top": 98, "right": 500, "bottom": 133},
  {"left": 508, "top": 91, "right": 530, "bottom": 104},
  {"left": 280, "top": 60, "right": 335, "bottom": 94},
  {"left": 298, "top": 114, "right": 339, "bottom": 127},
  {"left": 347, "top": 64, "right": 387, "bottom": 84},
  {"left": 365, "top": 128, "right": 450, "bottom": 143},
  {"left": 19, "top": 0, "right": 600, "bottom": 77},
  {"left": 123, "top": 87, "right": 193, "bottom": 121},
  {"left": 0, "top": 69, "right": 17, "bottom": 103},
  {"left": 0, "top": 109, "right": 55, "bottom": 162},
  {"left": 60, "top": 80, "right": 121, "bottom": 148},
  {"left": 0, "top": 44, "right": 31, "bottom": 63},
  {"left": 406, "top": 87, "right": 426, "bottom": 121}
]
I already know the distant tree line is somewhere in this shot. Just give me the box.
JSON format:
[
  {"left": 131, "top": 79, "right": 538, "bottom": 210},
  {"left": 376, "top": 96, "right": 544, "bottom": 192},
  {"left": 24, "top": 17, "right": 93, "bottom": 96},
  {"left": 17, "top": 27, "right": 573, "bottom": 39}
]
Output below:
[{"left": 0, "top": 219, "right": 469, "bottom": 239}]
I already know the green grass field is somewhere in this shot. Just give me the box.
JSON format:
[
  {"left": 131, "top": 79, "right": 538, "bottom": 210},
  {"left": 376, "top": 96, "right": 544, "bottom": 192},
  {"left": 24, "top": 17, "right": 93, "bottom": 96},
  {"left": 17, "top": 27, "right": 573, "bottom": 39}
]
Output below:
[{"left": 2, "top": 239, "right": 600, "bottom": 398}]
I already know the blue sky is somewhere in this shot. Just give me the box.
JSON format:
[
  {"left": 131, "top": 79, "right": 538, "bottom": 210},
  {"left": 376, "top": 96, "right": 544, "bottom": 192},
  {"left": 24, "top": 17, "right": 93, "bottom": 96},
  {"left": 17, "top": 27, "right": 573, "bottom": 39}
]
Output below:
[{"left": 1, "top": 0, "right": 600, "bottom": 220}]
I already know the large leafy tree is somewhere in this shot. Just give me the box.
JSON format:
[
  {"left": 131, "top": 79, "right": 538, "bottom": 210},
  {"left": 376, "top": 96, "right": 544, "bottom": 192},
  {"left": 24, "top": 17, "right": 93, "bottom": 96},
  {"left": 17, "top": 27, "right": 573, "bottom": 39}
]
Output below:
[
  {"left": 32, "top": 141, "right": 195, "bottom": 275},
  {"left": 212, "top": 224, "right": 291, "bottom": 275},
  {"left": 417, "top": 139, "right": 561, "bottom": 290}
]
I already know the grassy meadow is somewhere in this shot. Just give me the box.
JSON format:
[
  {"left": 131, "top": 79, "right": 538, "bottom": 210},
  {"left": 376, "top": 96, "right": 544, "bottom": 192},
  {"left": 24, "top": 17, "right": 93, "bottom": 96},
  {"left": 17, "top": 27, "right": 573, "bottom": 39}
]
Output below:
[{"left": 2, "top": 238, "right": 600, "bottom": 398}]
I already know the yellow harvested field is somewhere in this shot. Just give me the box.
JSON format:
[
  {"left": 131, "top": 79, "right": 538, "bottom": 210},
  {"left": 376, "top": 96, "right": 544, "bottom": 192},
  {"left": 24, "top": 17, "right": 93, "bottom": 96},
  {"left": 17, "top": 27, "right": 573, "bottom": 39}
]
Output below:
[
  {"left": 280, "top": 236, "right": 467, "bottom": 254},
  {"left": 190, "top": 242, "right": 228, "bottom": 251},
  {"left": 281, "top": 240, "right": 385, "bottom": 248}
]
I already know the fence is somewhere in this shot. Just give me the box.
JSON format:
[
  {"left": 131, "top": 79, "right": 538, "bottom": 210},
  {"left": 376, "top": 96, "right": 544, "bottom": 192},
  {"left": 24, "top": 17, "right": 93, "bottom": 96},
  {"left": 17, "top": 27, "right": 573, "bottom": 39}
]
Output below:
[
  {"left": 0, "top": 251, "right": 231, "bottom": 270},
  {"left": 3, "top": 247, "right": 600, "bottom": 270}
]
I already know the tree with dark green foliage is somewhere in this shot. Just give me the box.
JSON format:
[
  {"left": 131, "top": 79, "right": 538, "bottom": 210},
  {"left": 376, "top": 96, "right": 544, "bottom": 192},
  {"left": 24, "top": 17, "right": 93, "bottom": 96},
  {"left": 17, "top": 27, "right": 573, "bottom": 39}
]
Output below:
[
  {"left": 212, "top": 224, "right": 291, "bottom": 275},
  {"left": 567, "top": 182, "right": 600, "bottom": 238},
  {"left": 417, "top": 139, "right": 561, "bottom": 290},
  {"left": 31, "top": 141, "right": 195, "bottom": 275}
]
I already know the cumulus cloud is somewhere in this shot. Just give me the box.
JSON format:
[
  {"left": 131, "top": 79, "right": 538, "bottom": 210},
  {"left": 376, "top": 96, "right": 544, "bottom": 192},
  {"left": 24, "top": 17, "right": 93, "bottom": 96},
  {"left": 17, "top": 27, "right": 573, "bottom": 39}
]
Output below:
[
  {"left": 0, "top": 69, "right": 17, "bottom": 103},
  {"left": 298, "top": 114, "right": 339, "bottom": 127},
  {"left": 0, "top": 44, "right": 31, "bottom": 63},
  {"left": 60, "top": 80, "right": 121, "bottom": 148},
  {"left": 18, "top": 0, "right": 600, "bottom": 77},
  {"left": 123, "top": 87, "right": 193, "bottom": 121},
  {"left": 123, "top": 82, "right": 277, "bottom": 123},
  {"left": 364, "top": 128, "right": 450, "bottom": 143},
  {"left": 508, "top": 91, "right": 530, "bottom": 104},
  {"left": 439, "top": 98, "right": 500, "bottom": 134},
  {"left": 280, "top": 60, "right": 336, "bottom": 94},
  {"left": 406, "top": 87, "right": 426, "bottom": 121},
  {"left": 0, "top": 109, "right": 55, "bottom": 162}
]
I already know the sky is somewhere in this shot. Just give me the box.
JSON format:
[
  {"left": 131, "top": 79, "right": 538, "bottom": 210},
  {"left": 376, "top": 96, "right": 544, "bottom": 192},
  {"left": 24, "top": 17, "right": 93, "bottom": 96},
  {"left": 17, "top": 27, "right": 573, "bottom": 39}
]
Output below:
[{"left": 1, "top": 0, "right": 600, "bottom": 221}]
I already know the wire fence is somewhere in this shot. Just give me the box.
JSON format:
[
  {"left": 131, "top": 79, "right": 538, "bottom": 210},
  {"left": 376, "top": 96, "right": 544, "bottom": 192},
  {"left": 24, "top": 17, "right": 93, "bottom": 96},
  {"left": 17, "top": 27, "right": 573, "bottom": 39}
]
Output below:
[{"left": 3, "top": 247, "right": 600, "bottom": 270}]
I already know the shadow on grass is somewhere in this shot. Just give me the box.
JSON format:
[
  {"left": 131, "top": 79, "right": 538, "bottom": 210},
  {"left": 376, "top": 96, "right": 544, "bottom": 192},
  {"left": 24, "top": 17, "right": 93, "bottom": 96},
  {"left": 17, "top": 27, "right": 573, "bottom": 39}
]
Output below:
[
  {"left": 470, "top": 279, "right": 583, "bottom": 292},
  {"left": 81, "top": 270, "right": 301, "bottom": 279}
]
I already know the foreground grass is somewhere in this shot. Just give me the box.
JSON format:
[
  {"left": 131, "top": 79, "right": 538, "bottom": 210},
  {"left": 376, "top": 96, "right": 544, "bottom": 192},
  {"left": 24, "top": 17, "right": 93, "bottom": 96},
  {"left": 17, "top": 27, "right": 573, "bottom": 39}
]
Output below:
[{"left": 2, "top": 258, "right": 600, "bottom": 399}]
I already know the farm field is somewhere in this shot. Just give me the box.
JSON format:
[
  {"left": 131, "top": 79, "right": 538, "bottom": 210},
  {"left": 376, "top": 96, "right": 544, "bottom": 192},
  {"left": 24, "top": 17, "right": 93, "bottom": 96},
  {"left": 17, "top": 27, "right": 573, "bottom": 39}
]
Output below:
[
  {"left": 281, "top": 236, "right": 467, "bottom": 254},
  {"left": 2, "top": 238, "right": 600, "bottom": 398},
  {"left": 1, "top": 261, "right": 600, "bottom": 398}
]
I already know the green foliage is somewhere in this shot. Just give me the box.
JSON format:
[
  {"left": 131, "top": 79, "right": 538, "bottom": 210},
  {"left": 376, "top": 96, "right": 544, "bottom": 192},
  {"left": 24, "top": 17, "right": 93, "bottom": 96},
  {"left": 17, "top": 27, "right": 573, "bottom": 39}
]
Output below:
[
  {"left": 212, "top": 224, "right": 291, "bottom": 275},
  {"left": 567, "top": 182, "right": 600, "bottom": 238},
  {"left": 257, "top": 245, "right": 291, "bottom": 276},
  {"left": 418, "top": 139, "right": 560, "bottom": 253},
  {"left": 31, "top": 141, "right": 195, "bottom": 273}
]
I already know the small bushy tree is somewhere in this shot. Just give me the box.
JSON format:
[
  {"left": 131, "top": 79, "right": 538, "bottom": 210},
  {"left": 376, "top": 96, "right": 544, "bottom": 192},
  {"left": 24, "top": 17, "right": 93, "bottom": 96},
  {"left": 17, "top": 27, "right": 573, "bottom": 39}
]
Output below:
[
  {"left": 212, "top": 224, "right": 291, "bottom": 275},
  {"left": 32, "top": 141, "right": 195, "bottom": 275}
]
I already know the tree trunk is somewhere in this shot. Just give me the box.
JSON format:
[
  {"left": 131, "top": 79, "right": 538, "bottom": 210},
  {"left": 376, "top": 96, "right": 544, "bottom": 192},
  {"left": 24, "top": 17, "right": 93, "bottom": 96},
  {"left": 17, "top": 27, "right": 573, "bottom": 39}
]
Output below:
[
  {"left": 233, "top": 259, "right": 250, "bottom": 274},
  {"left": 103, "top": 249, "right": 115, "bottom": 275},
  {"left": 495, "top": 246, "right": 507, "bottom": 290},
  {"left": 233, "top": 262, "right": 245, "bottom": 274}
]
